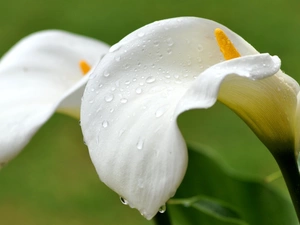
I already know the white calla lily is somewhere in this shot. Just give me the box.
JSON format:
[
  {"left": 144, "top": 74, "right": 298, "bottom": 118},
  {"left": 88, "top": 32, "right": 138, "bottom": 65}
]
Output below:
[
  {"left": 0, "top": 30, "right": 110, "bottom": 166},
  {"left": 80, "top": 17, "right": 299, "bottom": 219}
]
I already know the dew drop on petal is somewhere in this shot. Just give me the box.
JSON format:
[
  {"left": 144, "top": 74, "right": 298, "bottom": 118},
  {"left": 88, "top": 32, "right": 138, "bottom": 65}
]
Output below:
[
  {"left": 136, "top": 138, "right": 144, "bottom": 150},
  {"left": 103, "top": 71, "right": 110, "bottom": 77},
  {"left": 159, "top": 204, "right": 166, "bottom": 213},
  {"left": 118, "top": 129, "right": 126, "bottom": 137},
  {"left": 155, "top": 106, "right": 168, "bottom": 118},
  {"left": 146, "top": 76, "right": 156, "bottom": 83},
  {"left": 120, "top": 98, "right": 128, "bottom": 104},
  {"left": 138, "top": 32, "right": 145, "bottom": 37},
  {"left": 166, "top": 37, "right": 174, "bottom": 46},
  {"left": 104, "top": 94, "right": 114, "bottom": 102},
  {"left": 197, "top": 44, "right": 203, "bottom": 52},
  {"left": 135, "top": 87, "right": 142, "bottom": 94},
  {"left": 115, "top": 56, "right": 121, "bottom": 62},
  {"left": 102, "top": 120, "right": 109, "bottom": 128},
  {"left": 138, "top": 178, "right": 144, "bottom": 189},
  {"left": 120, "top": 197, "right": 129, "bottom": 205}
]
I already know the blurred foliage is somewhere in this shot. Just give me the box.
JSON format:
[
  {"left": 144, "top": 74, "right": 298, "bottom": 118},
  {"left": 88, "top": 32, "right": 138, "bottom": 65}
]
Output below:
[
  {"left": 1, "top": 0, "right": 299, "bottom": 224},
  {"left": 169, "top": 144, "right": 297, "bottom": 225}
]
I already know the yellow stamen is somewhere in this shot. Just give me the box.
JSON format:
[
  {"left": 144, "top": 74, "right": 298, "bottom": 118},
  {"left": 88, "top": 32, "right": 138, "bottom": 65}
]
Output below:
[
  {"left": 214, "top": 28, "right": 240, "bottom": 60},
  {"left": 79, "top": 60, "right": 91, "bottom": 75}
]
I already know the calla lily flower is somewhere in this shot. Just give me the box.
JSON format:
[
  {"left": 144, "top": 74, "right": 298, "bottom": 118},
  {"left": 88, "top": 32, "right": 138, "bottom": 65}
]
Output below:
[
  {"left": 0, "top": 30, "right": 110, "bottom": 167},
  {"left": 80, "top": 17, "right": 299, "bottom": 219}
]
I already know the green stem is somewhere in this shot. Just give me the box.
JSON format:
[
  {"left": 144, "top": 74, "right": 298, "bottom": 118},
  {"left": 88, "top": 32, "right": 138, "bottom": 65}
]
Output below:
[
  {"left": 153, "top": 211, "right": 172, "bottom": 225},
  {"left": 273, "top": 151, "right": 300, "bottom": 222}
]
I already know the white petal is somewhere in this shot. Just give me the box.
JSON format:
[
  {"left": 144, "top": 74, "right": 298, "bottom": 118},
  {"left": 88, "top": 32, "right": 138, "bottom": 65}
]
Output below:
[
  {"left": 0, "top": 30, "right": 109, "bottom": 164},
  {"left": 81, "top": 17, "right": 280, "bottom": 219}
]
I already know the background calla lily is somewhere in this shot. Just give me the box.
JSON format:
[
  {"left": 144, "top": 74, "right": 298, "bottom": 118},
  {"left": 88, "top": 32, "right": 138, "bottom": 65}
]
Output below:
[
  {"left": 0, "top": 30, "right": 110, "bottom": 167},
  {"left": 80, "top": 17, "right": 299, "bottom": 219}
]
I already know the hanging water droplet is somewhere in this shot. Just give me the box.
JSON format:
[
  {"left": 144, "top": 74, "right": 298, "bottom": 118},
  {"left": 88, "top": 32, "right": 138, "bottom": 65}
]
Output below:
[
  {"left": 120, "top": 98, "right": 128, "bottom": 103},
  {"left": 104, "top": 94, "right": 114, "bottom": 102},
  {"left": 136, "top": 138, "right": 144, "bottom": 150},
  {"left": 135, "top": 87, "right": 142, "bottom": 94},
  {"left": 159, "top": 205, "right": 166, "bottom": 213},
  {"left": 120, "top": 197, "right": 129, "bottom": 205},
  {"left": 146, "top": 76, "right": 156, "bottom": 83},
  {"left": 102, "top": 120, "right": 109, "bottom": 128}
]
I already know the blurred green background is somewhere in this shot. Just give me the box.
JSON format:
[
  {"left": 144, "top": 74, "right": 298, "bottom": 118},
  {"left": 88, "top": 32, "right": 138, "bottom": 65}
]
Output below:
[{"left": 1, "top": 0, "right": 300, "bottom": 224}]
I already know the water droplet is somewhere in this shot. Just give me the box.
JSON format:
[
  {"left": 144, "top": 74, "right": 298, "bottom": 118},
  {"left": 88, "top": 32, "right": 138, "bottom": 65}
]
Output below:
[
  {"left": 103, "top": 71, "right": 110, "bottom": 77},
  {"left": 105, "top": 94, "right": 114, "bottom": 102},
  {"left": 138, "top": 178, "right": 144, "bottom": 189},
  {"left": 153, "top": 40, "right": 159, "bottom": 47},
  {"left": 138, "top": 32, "right": 145, "bottom": 37},
  {"left": 118, "top": 129, "right": 126, "bottom": 137},
  {"left": 146, "top": 76, "right": 156, "bottom": 83},
  {"left": 197, "top": 44, "right": 203, "bottom": 52},
  {"left": 102, "top": 120, "right": 109, "bottom": 128},
  {"left": 115, "top": 56, "right": 121, "bottom": 62},
  {"left": 120, "top": 98, "right": 128, "bottom": 103},
  {"left": 89, "top": 100, "right": 94, "bottom": 104},
  {"left": 135, "top": 87, "right": 142, "bottom": 94},
  {"left": 159, "top": 205, "right": 166, "bottom": 213},
  {"left": 125, "top": 80, "right": 131, "bottom": 85},
  {"left": 89, "top": 72, "right": 96, "bottom": 80},
  {"left": 120, "top": 197, "right": 129, "bottom": 205},
  {"left": 136, "top": 138, "right": 144, "bottom": 150},
  {"left": 155, "top": 105, "right": 168, "bottom": 118},
  {"left": 166, "top": 37, "right": 174, "bottom": 46}
]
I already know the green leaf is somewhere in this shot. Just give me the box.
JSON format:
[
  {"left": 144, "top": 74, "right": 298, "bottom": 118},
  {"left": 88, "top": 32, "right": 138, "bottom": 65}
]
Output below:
[
  {"left": 169, "top": 196, "right": 247, "bottom": 224},
  {"left": 168, "top": 143, "right": 297, "bottom": 225}
]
